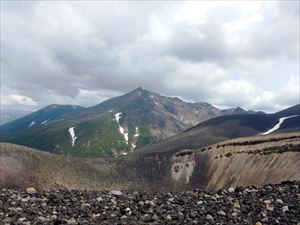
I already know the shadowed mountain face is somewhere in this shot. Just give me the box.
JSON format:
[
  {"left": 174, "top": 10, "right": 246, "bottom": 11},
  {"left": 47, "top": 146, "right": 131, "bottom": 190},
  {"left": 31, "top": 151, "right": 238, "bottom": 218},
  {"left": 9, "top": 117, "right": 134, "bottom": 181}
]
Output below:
[
  {"left": 136, "top": 104, "right": 300, "bottom": 155},
  {"left": 0, "top": 88, "right": 258, "bottom": 158},
  {"left": 1, "top": 132, "right": 299, "bottom": 192}
]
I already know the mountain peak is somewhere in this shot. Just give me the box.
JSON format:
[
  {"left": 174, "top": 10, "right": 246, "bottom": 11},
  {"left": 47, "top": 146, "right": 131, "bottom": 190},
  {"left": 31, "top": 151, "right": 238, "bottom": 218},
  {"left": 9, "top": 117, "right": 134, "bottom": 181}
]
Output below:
[
  {"left": 233, "top": 106, "right": 246, "bottom": 113},
  {"left": 128, "top": 87, "right": 150, "bottom": 97},
  {"left": 132, "top": 87, "right": 143, "bottom": 92}
]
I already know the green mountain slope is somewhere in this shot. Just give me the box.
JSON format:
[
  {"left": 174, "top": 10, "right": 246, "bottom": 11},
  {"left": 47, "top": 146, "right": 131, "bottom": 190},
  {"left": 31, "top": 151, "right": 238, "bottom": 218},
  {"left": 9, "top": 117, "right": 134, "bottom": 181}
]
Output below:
[{"left": 0, "top": 88, "right": 261, "bottom": 158}]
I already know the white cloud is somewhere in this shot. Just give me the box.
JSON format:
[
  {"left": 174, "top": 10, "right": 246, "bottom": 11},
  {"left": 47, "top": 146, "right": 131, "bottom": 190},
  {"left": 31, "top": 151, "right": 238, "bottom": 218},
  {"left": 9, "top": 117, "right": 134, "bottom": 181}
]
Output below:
[
  {"left": 1, "top": 1, "right": 299, "bottom": 112},
  {"left": 212, "top": 75, "right": 299, "bottom": 112},
  {"left": 1, "top": 94, "right": 38, "bottom": 107}
]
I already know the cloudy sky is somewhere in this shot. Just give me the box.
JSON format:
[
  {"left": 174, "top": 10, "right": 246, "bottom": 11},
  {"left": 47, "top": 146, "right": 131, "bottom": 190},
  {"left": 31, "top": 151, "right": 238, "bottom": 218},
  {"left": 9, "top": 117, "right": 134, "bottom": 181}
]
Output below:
[{"left": 1, "top": 1, "right": 299, "bottom": 112}]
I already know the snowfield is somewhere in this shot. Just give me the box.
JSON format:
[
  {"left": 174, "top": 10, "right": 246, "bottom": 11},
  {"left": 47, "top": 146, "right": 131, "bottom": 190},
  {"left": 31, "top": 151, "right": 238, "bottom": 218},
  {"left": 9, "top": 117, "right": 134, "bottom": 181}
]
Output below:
[
  {"left": 262, "top": 115, "right": 299, "bottom": 135},
  {"left": 68, "top": 127, "right": 78, "bottom": 147},
  {"left": 28, "top": 121, "right": 35, "bottom": 127},
  {"left": 134, "top": 127, "right": 139, "bottom": 137},
  {"left": 114, "top": 113, "right": 128, "bottom": 144}
]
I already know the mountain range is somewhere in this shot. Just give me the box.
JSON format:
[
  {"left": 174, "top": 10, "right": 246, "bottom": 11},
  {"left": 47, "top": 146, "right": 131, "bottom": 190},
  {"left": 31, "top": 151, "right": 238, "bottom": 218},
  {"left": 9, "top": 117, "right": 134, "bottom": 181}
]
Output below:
[
  {"left": 137, "top": 104, "right": 300, "bottom": 155},
  {"left": 0, "top": 87, "right": 261, "bottom": 158},
  {"left": 0, "top": 88, "right": 299, "bottom": 192}
]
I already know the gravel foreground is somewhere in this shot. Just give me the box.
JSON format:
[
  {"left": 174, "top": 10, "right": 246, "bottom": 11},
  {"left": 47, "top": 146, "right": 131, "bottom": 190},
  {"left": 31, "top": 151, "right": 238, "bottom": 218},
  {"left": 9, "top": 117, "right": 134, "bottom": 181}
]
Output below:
[{"left": 1, "top": 181, "right": 299, "bottom": 225}]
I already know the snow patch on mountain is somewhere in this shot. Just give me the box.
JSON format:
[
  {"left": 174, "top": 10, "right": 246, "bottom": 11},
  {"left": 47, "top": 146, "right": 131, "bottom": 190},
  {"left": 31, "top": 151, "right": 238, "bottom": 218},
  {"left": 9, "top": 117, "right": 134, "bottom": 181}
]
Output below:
[
  {"left": 134, "top": 127, "right": 139, "bottom": 137},
  {"left": 28, "top": 121, "right": 35, "bottom": 127},
  {"left": 68, "top": 127, "right": 78, "bottom": 147},
  {"left": 262, "top": 115, "right": 299, "bottom": 135},
  {"left": 114, "top": 113, "right": 128, "bottom": 144},
  {"left": 41, "top": 119, "right": 49, "bottom": 125},
  {"left": 150, "top": 95, "right": 159, "bottom": 105}
]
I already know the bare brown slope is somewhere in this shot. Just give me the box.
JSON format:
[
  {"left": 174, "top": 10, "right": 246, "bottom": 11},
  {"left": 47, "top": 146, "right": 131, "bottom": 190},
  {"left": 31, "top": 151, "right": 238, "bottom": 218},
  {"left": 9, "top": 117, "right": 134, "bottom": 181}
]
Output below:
[
  {"left": 1, "top": 132, "right": 300, "bottom": 191},
  {"left": 195, "top": 133, "right": 300, "bottom": 190},
  {"left": 0, "top": 143, "right": 148, "bottom": 191}
]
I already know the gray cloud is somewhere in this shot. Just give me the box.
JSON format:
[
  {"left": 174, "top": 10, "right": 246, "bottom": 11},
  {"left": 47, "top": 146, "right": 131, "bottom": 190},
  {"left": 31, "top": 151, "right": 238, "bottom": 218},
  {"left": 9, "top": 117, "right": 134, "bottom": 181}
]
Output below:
[{"left": 1, "top": 1, "right": 299, "bottom": 112}]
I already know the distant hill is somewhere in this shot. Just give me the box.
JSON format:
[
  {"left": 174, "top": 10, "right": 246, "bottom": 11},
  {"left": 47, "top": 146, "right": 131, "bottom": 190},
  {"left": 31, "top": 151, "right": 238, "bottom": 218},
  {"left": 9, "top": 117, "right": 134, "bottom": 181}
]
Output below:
[
  {"left": 136, "top": 104, "right": 300, "bottom": 155},
  {"left": 0, "top": 104, "right": 84, "bottom": 132},
  {"left": 0, "top": 108, "right": 32, "bottom": 125},
  {"left": 0, "top": 88, "right": 258, "bottom": 158}
]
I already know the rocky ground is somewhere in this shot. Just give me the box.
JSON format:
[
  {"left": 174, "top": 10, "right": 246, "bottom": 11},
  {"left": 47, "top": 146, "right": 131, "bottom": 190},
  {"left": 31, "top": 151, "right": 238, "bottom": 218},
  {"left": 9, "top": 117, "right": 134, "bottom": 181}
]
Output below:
[{"left": 0, "top": 181, "right": 299, "bottom": 225}]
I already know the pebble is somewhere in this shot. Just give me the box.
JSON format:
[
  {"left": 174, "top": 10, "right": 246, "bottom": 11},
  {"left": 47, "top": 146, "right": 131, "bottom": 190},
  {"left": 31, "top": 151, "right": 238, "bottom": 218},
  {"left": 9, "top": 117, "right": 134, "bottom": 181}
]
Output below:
[
  {"left": 121, "top": 215, "right": 127, "bottom": 220},
  {"left": 109, "top": 190, "right": 123, "bottom": 196},
  {"left": 231, "top": 212, "right": 239, "bottom": 217},
  {"left": 168, "top": 197, "right": 174, "bottom": 202},
  {"left": 206, "top": 214, "right": 213, "bottom": 220},
  {"left": 138, "top": 200, "right": 144, "bottom": 206},
  {"left": 166, "top": 215, "right": 172, "bottom": 220},
  {"left": 37, "top": 217, "right": 47, "bottom": 222},
  {"left": 97, "top": 197, "right": 103, "bottom": 202},
  {"left": 152, "top": 215, "right": 158, "bottom": 220},
  {"left": 67, "top": 218, "right": 76, "bottom": 224},
  {"left": 189, "top": 212, "right": 197, "bottom": 218},
  {"left": 217, "top": 210, "right": 226, "bottom": 216},
  {"left": 263, "top": 199, "right": 271, "bottom": 205},
  {"left": 282, "top": 206, "right": 289, "bottom": 213},
  {"left": 0, "top": 181, "right": 298, "bottom": 224},
  {"left": 50, "top": 215, "right": 57, "bottom": 220},
  {"left": 228, "top": 187, "right": 235, "bottom": 193},
  {"left": 145, "top": 200, "right": 156, "bottom": 207},
  {"left": 26, "top": 187, "right": 36, "bottom": 194}
]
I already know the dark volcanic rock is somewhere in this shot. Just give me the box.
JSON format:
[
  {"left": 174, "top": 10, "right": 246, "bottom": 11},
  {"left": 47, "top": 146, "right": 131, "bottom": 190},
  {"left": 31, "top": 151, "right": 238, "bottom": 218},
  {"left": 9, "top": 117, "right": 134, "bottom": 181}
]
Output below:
[{"left": 0, "top": 181, "right": 299, "bottom": 225}]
